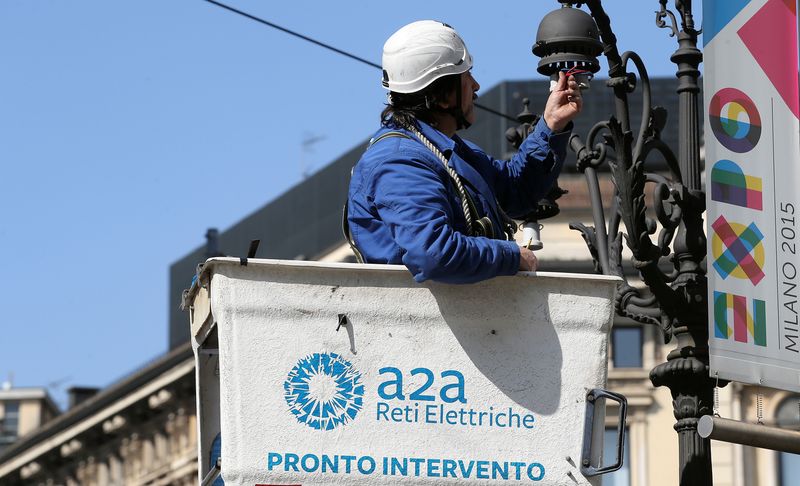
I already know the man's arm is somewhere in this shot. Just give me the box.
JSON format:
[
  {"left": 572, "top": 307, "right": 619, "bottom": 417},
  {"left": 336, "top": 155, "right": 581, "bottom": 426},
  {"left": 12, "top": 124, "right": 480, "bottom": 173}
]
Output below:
[
  {"left": 471, "top": 72, "right": 583, "bottom": 217},
  {"left": 371, "top": 155, "right": 523, "bottom": 283}
]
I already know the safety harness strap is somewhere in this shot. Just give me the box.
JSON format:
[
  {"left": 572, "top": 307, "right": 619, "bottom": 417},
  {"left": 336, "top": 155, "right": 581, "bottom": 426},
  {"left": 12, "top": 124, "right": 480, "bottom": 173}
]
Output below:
[{"left": 343, "top": 128, "right": 511, "bottom": 264}]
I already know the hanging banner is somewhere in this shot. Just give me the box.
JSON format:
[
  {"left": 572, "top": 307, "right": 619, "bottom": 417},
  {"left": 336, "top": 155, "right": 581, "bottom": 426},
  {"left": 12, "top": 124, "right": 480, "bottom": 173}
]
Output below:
[{"left": 704, "top": 0, "right": 800, "bottom": 392}]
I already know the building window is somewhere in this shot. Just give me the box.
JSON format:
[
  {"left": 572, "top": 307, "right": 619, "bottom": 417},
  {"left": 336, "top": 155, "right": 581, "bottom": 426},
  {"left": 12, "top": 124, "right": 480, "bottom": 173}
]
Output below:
[
  {"left": 776, "top": 395, "right": 800, "bottom": 485},
  {"left": 781, "top": 455, "right": 800, "bottom": 486},
  {"left": 603, "top": 427, "right": 631, "bottom": 486},
  {"left": 0, "top": 401, "right": 20, "bottom": 444},
  {"left": 612, "top": 327, "right": 643, "bottom": 368}
]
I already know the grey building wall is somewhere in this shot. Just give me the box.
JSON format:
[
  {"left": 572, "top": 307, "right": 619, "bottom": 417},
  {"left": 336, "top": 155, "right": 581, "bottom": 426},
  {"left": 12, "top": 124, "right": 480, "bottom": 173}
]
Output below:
[
  {"left": 470, "top": 78, "right": 703, "bottom": 167},
  {"left": 168, "top": 141, "right": 367, "bottom": 348},
  {"left": 168, "top": 77, "right": 702, "bottom": 349}
]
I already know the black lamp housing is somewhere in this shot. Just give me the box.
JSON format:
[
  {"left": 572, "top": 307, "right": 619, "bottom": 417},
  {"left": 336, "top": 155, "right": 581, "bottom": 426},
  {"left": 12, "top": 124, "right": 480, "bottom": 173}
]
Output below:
[{"left": 532, "top": 4, "right": 603, "bottom": 77}]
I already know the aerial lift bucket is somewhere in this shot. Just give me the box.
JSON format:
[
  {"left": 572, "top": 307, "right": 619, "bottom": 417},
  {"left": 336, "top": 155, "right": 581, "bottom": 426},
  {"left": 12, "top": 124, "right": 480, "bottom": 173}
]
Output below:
[{"left": 185, "top": 258, "right": 624, "bottom": 485}]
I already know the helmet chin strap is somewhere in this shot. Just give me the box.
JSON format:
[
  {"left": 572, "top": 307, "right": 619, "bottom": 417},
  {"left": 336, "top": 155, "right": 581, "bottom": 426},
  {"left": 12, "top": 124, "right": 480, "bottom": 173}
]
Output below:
[
  {"left": 450, "top": 85, "right": 471, "bottom": 130},
  {"left": 433, "top": 88, "right": 470, "bottom": 130},
  {"left": 427, "top": 76, "right": 472, "bottom": 131}
]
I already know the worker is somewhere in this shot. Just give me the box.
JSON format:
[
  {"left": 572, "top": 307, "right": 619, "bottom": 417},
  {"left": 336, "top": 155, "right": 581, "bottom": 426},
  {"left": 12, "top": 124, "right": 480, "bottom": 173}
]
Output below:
[{"left": 345, "top": 20, "right": 582, "bottom": 283}]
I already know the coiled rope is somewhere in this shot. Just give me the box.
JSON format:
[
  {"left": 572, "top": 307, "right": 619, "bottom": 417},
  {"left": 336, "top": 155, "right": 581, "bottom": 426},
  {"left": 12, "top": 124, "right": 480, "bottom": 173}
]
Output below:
[{"left": 406, "top": 125, "right": 475, "bottom": 234}]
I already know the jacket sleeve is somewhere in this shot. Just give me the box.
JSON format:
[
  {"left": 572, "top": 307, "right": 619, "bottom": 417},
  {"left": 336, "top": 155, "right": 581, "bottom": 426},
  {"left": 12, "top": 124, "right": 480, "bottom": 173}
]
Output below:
[
  {"left": 468, "top": 117, "right": 572, "bottom": 218},
  {"left": 371, "top": 153, "right": 521, "bottom": 284}
]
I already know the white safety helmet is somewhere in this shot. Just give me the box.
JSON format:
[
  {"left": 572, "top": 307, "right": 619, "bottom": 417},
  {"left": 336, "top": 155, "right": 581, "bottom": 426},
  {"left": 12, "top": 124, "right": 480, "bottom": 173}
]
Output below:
[{"left": 381, "top": 20, "right": 473, "bottom": 94}]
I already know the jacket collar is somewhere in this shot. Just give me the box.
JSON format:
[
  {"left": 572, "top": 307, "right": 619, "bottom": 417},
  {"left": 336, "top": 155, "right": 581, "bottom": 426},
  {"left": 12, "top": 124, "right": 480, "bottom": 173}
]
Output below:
[{"left": 415, "top": 120, "right": 457, "bottom": 156}]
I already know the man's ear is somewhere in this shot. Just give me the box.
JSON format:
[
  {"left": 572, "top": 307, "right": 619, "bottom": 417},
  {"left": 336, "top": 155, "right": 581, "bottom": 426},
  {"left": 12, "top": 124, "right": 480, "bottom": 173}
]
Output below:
[{"left": 435, "top": 92, "right": 456, "bottom": 110}]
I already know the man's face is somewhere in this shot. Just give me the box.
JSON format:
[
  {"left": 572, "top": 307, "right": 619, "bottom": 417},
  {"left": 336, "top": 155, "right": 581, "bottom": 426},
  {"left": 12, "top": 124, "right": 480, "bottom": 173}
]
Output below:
[
  {"left": 443, "top": 71, "right": 480, "bottom": 125},
  {"left": 460, "top": 70, "right": 480, "bottom": 125}
]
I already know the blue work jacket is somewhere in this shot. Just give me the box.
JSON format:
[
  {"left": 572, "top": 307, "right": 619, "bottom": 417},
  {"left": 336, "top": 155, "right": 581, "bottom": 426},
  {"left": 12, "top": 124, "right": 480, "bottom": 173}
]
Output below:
[{"left": 347, "top": 117, "right": 570, "bottom": 283}]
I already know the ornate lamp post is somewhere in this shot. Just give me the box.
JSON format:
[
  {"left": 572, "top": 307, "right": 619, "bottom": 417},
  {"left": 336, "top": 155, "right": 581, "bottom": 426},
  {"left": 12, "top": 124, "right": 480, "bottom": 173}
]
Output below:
[{"left": 533, "top": 1, "right": 713, "bottom": 485}]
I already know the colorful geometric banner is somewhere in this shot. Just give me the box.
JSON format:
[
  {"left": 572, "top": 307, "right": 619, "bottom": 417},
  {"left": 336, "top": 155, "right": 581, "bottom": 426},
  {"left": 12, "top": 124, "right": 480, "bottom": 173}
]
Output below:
[
  {"left": 738, "top": 0, "right": 800, "bottom": 118},
  {"left": 713, "top": 291, "right": 767, "bottom": 346},
  {"left": 710, "top": 215, "right": 765, "bottom": 285},
  {"left": 708, "top": 88, "right": 762, "bottom": 153},
  {"left": 705, "top": 0, "right": 800, "bottom": 392},
  {"left": 710, "top": 160, "right": 763, "bottom": 210},
  {"left": 703, "top": 0, "right": 752, "bottom": 46}
]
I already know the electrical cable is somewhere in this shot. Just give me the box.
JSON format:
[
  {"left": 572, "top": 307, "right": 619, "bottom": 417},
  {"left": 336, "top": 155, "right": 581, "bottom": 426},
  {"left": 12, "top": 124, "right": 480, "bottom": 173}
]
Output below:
[
  {"left": 202, "top": 0, "right": 381, "bottom": 70},
  {"left": 200, "top": 0, "right": 519, "bottom": 123}
]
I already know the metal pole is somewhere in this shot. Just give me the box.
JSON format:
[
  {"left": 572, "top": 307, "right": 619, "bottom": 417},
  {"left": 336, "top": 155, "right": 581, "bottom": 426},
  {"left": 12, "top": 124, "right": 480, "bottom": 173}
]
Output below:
[
  {"left": 584, "top": 167, "right": 610, "bottom": 274},
  {"left": 542, "top": 3, "right": 712, "bottom": 482},
  {"left": 698, "top": 415, "right": 800, "bottom": 454},
  {"left": 587, "top": 1, "right": 712, "bottom": 484},
  {"left": 648, "top": 3, "right": 712, "bottom": 485}
]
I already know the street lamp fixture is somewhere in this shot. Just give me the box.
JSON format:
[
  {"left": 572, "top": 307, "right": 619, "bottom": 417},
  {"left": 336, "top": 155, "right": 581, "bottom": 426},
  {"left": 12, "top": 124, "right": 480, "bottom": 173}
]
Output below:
[
  {"left": 534, "top": 1, "right": 713, "bottom": 485},
  {"left": 533, "top": 3, "right": 603, "bottom": 87}
]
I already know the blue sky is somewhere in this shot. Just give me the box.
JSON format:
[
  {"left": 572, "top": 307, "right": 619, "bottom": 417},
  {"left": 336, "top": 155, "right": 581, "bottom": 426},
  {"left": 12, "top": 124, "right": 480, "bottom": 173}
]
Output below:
[{"left": 0, "top": 1, "right": 701, "bottom": 409}]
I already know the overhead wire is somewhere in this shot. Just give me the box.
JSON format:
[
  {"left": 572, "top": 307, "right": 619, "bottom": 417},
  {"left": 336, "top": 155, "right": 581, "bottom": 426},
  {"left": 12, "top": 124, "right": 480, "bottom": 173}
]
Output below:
[{"left": 200, "top": 0, "right": 519, "bottom": 123}]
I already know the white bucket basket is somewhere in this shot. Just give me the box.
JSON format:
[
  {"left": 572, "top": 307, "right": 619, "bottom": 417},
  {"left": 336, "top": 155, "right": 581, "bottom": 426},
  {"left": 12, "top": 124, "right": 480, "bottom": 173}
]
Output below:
[{"left": 186, "top": 258, "right": 622, "bottom": 485}]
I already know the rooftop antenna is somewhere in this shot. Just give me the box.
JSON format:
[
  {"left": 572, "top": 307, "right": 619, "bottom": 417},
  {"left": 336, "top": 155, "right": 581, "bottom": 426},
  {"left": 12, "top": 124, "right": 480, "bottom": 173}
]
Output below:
[
  {"left": 1, "top": 371, "right": 13, "bottom": 390},
  {"left": 301, "top": 132, "right": 326, "bottom": 179},
  {"left": 46, "top": 376, "right": 72, "bottom": 393}
]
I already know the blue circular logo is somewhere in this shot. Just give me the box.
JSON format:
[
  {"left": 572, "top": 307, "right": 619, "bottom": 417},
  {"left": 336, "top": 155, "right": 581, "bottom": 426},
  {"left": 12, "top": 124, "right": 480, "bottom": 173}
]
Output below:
[{"left": 284, "top": 352, "right": 364, "bottom": 430}]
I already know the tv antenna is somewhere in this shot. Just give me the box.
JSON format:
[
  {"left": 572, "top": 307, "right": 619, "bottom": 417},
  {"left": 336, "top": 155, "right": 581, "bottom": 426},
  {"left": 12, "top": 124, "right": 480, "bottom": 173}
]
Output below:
[{"left": 301, "top": 133, "right": 326, "bottom": 179}]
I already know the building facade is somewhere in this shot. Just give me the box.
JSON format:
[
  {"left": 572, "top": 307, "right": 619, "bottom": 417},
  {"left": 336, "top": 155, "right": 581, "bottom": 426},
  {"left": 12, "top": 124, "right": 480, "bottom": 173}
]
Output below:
[
  {"left": 0, "top": 346, "right": 196, "bottom": 485},
  {"left": 0, "top": 388, "right": 59, "bottom": 456}
]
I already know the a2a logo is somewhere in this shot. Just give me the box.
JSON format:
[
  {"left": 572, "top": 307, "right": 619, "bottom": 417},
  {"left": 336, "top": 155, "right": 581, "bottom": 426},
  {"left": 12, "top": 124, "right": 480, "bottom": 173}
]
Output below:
[
  {"left": 377, "top": 367, "right": 466, "bottom": 403},
  {"left": 284, "top": 353, "right": 364, "bottom": 431}
]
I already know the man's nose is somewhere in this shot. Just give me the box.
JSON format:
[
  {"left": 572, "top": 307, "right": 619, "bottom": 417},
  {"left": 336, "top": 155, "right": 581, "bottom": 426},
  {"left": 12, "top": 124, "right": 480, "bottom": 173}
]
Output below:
[{"left": 468, "top": 72, "right": 480, "bottom": 92}]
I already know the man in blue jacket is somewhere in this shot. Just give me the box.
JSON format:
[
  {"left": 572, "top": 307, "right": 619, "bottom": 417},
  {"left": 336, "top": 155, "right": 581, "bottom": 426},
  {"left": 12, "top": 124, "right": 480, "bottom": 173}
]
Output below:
[{"left": 346, "top": 20, "right": 582, "bottom": 283}]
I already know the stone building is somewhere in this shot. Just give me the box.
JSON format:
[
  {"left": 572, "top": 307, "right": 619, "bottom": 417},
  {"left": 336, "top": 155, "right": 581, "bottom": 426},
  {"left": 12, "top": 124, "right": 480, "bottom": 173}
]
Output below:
[
  {"left": 0, "top": 387, "right": 59, "bottom": 456},
  {"left": 0, "top": 347, "right": 196, "bottom": 484}
]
